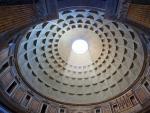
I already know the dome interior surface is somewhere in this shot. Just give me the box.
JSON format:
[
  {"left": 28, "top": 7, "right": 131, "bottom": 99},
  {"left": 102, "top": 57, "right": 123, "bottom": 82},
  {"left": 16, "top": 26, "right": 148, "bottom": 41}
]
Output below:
[{"left": 17, "top": 8, "right": 145, "bottom": 105}]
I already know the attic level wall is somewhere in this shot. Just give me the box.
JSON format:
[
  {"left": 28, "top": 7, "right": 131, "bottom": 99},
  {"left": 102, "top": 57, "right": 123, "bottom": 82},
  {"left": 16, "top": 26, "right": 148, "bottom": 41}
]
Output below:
[
  {"left": 0, "top": 5, "right": 36, "bottom": 33},
  {"left": 127, "top": 4, "right": 150, "bottom": 28},
  {"left": 0, "top": 0, "right": 58, "bottom": 34}
]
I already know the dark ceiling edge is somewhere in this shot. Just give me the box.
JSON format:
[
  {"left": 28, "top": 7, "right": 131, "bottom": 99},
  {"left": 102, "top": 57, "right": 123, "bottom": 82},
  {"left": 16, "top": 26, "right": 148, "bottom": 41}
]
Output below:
[
  {"left": 0, "top": 0, "right": 38, "bottom": 6},
  {"left": 58, "top": 6, "right": 105, "bottom": 12}
]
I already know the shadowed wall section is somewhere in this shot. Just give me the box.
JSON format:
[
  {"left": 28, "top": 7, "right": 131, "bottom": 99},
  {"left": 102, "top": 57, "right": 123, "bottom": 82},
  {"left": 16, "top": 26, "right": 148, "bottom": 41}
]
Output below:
[
  {"left": 127, "top": 4, "right": 150, "bottom": 28},
  {"left": 0, "top": 5, "right": 36, "bottom": 33},
  {"left": 0, "top": 0, "right": 58, "bottom": 50}
]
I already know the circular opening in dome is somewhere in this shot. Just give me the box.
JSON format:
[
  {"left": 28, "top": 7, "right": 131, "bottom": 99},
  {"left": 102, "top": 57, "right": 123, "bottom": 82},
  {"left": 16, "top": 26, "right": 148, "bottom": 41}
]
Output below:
[{"left": 72, "top": 39, "right": 88, "bottom": 54}]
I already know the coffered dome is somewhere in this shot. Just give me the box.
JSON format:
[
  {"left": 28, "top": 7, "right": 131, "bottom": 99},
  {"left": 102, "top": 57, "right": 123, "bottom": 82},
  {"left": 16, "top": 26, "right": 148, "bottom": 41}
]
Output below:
[{"left": 16, "top": 8, "right": 145, "bottom": 105}]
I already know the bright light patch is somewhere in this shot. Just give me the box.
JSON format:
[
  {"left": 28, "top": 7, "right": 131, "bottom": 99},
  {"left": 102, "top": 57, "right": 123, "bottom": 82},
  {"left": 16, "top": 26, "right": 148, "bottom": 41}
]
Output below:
[{"left": 72, "top": 39, "right": 88, "bottom": 54}]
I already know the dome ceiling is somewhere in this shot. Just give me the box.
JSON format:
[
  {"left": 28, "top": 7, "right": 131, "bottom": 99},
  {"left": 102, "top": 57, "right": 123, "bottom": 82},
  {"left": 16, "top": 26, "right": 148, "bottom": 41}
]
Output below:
[{"left": 17, "top": 8, "right": 145, "bottom": 105}]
